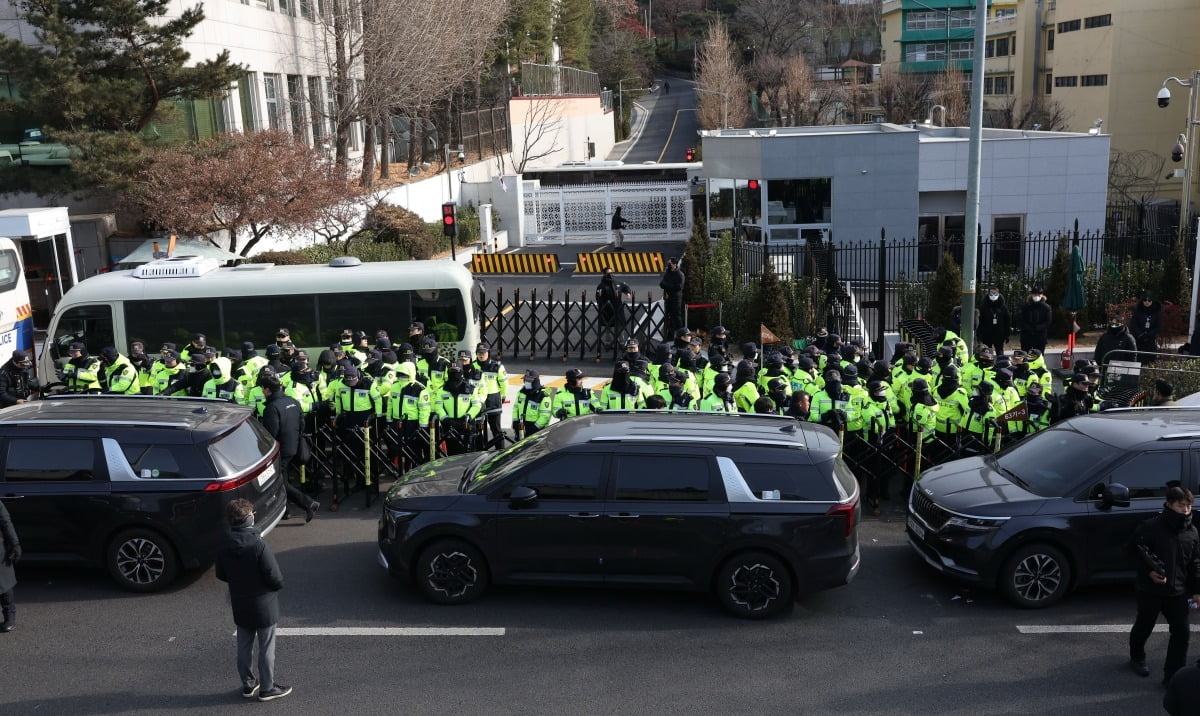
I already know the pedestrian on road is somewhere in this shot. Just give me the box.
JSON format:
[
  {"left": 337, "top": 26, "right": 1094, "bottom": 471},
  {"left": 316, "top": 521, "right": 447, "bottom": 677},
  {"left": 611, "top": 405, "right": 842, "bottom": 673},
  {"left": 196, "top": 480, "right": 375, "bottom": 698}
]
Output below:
[
  {"left": 1164, "top": 660, "right": 1200, "bottom": 715},
  {"left": 261, "top": 377, "right": 319, "bottom": 523},
  {"left": 0, "top": 498, "right": 21, "bottom": 633},
  {"left": 663, "top": 80, "right": 670, "bottom": 95},
  {"left": 214, "top": 498, "right": 291, "bottom": 702},
  {"left": 610, "top": 207, "right": 630, "bottom": 250},
  {"left": 659, "top": 257, "right": 685, "bottom": 335},
  {"left": 1129, "top": 486, "right": 1200, "bottom": 685}
]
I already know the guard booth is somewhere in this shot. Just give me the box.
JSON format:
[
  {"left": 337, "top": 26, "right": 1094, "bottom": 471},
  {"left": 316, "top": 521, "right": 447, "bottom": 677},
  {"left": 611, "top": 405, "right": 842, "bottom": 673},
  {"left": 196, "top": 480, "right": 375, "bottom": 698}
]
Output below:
[{"left": 0, "top": 207, "right": 80, "bottom": 329}]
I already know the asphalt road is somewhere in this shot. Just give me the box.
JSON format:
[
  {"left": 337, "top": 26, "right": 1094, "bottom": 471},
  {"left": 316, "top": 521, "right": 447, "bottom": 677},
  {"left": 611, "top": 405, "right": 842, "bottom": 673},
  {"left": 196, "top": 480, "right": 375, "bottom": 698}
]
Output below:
[
  {"left": 0, "top": 502, "right": 1174, "bottom": 716},
  {"left": 617, "top": 76, "right": 700, "bottom": 165}
]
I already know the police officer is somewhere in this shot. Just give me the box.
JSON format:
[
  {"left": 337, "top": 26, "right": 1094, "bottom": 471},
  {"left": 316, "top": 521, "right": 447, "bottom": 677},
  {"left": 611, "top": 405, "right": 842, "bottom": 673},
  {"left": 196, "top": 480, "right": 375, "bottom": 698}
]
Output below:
[
  {"left": 152, "top": 350, "right": 188, "bottom": 396},
  {"left": 433, "top": 364, "right": 482, "bottom": 455},
  {"left": 180, "top": 333, "right": 207, "bottom": 363},
  {"left": 0, "top": 350, "right": 37, "bottom": 406},
  {"left": 183, "top": 353, "right": 212, "bottom": 397},
  {"left": 513, "top": 369, "right": 552, "bottom": 438},
  {"left": 932, "top": 364, "right": 969, "bottom": 462},
  {"left": 62, "top": 342, "right": 102, "bottom": 394},
  {"left": 203, "top": 358, "right": 246, "bottom": 404},
  {"left": 238, "top": 343, "right": 268, "bottom": 390},
  {"left": 385, "top": 362, "right": 432, "bottom": 468},
  {"left": 708, "top": 325, "right": 731, "bottom": 370},
  {"left": 810, "top": 368, "right": 850, "bottom": 431},
  {"left": 596, "top": 361, "right": 643, "bottom": 411},
  {"left": 472, "top": 344, "right": 507, "bottom": 447},
  {"left": 332, "top": 366, "right": 383, "bottom": 490},
  {"left": 552, "top": 368, "right": 593, "bottom": 421},
  {"left": 1021, "top": 380, "right": 1052, "bottom": 435},
  {"left": 416, "top": 336, "right": 450, "bottom": 393},
  {"left": 128, "top": 342, "right": 155, "bottom": 394},
  {"left": 698, "top": 372, "right": 736, "bottom": 412},
  {"left": 732, "top": 361, "right": 760, "bottom": 413},
  {"left": 961, "top": 381, "right": 1002, "bottom": 456},
  {"left": 99, "top": 347, "right": 140, "bottom": 395},
  {"left": 1054, "top": 373, "right": 1096, "bottom": 422},
  {"left": 765, "top": 377, "right": 790, "bottom": 414},
  {"left": 664, "top": 371, "right": 695, "bottom": 411}
]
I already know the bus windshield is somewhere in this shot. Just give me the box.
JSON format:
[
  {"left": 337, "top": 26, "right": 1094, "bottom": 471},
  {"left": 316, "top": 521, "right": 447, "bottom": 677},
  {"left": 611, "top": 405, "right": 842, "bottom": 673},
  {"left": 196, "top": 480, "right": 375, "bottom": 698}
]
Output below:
[{"left": 0, "top": 239, "right": 34, "bottom": 367}]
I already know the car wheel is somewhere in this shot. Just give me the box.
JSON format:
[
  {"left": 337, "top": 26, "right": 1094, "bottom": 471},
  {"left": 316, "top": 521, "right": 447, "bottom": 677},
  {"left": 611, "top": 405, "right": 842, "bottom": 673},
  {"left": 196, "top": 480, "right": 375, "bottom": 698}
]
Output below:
[
  {"left": 106, "top": 528, "right": 180, "bottom": 592},
  {"left": 1000, "top": 543, "right": 1072, "bottom": 609},
  {"left": 715, "top": 551, "right": 794, "bottom": 619},
  {"left": 414, "top": 539, "right": 490, "bottom": 605}
]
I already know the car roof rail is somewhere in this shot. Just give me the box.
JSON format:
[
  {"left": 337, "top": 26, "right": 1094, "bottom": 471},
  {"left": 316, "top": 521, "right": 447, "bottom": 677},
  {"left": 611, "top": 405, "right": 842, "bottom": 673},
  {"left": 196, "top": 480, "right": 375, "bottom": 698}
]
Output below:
[
  {"left": 1157, "top": 432, "right": 1200, "bottom": 441},
  {"left": 42, "top": 394, "right": 229, "bottom": 403},
  {"left": 1103, "top": 406, "right": 1200, "bottom": 413},
  {"left": 0, "top": 418, "right": 192, "bottom": 428}
]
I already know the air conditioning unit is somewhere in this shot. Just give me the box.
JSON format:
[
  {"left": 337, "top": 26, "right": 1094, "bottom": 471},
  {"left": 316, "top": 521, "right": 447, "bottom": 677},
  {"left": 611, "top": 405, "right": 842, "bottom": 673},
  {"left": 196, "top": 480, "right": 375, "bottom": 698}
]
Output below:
[{"left": 132, "top": 255, "right": 221, "bottom": 279}]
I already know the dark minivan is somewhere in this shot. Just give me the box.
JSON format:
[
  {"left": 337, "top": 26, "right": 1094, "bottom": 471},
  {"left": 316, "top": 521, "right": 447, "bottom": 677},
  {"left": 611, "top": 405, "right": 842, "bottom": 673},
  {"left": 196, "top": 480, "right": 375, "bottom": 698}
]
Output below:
[
  {"left": 378, "top": 411, "right": 861, "bottom": 618},
  {"left": 908, "top": 407, "right": 1200, "bottom": 608},
  {"left": 0, "top": 395, "right": 286, "bottom": 591}
]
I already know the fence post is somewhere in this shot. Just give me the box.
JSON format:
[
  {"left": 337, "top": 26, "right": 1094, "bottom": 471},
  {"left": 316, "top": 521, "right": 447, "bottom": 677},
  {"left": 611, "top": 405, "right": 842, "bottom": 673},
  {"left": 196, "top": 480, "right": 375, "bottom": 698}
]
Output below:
[{"left": 877, "top": 228, "right": 887, "bottom": 357}]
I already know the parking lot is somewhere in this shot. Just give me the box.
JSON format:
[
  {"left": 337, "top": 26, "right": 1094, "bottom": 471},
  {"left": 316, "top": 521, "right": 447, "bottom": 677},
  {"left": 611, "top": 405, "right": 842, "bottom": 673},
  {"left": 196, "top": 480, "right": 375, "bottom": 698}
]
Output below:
[{"left": 0, "top": 505, "right": 1172, "bottom": 716}]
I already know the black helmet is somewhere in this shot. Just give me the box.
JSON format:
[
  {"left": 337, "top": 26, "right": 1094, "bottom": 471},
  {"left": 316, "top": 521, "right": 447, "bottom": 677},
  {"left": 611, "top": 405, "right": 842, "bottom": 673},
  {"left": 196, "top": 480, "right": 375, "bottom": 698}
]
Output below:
[
  {"left": 941, "top": 363, "right": 960, "bottom": 379},
  {"left": 910, "top": 378, "right": 930, "bottom": 393},
  {"left": 714, "top": 373, "right": 732, "bottom": 389},
  {"left": 797, "top": 356, "right": 816, "bottom": 371}
]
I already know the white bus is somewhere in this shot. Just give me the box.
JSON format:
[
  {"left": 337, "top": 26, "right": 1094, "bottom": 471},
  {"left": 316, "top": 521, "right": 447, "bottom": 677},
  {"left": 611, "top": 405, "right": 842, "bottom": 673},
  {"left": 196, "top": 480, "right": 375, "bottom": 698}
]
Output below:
[
  {"left": 0, "top": 237, "right": 35, "bottom": 367},
  {"left": 38, "top": 255, "right": 479, "bottom": 385}
]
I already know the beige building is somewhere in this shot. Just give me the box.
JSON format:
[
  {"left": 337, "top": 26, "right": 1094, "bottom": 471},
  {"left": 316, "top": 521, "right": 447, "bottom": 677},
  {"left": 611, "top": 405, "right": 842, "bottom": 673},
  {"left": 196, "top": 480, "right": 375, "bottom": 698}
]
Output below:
[{"left": 881, "top": 0, "right": 1200, "bottom": 212}]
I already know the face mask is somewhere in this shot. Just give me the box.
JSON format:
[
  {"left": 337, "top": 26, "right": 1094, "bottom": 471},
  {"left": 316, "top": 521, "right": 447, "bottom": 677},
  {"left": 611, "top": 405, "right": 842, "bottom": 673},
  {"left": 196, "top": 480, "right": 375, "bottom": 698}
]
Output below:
[
  {"left": 523, "top": 381, "right": 533, "bottom": 390},
  {"left": 1110, "top": 323, "right": 1121, "bottom": 329},
  {"left": 988, "top": 294, "right": 999, "bottom": 301},
  {"left": 1032, "top": 296, "right": 1042, "bottom": 302},
  {"left": 211, "top": 367, "right": 222, "bottom": 379}
]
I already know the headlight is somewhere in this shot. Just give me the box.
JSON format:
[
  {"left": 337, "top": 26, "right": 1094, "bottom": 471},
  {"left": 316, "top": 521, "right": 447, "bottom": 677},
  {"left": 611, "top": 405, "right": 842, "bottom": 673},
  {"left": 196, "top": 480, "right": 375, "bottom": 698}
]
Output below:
[
  {"left": 944, "top": 515, "right": 1009, "bottom": 532},
  {"left": 387, "top": 508, "right": 418, "bottom": 523}
]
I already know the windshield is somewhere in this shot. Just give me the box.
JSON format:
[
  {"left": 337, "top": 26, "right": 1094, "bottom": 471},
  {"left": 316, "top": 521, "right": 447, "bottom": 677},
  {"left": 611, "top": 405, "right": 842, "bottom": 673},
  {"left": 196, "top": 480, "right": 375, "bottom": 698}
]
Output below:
[
  {"left": 993, "top": 426, "right": 1123, "bottom": 497},
  {"left": 464, "top": 429, "right": 554, "bottom": 494}
]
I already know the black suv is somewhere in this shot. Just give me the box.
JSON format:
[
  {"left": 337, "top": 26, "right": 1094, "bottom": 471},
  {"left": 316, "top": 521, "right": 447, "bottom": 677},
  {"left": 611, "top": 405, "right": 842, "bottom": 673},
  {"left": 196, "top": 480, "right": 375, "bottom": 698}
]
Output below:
[
  {"left": 0, "top": 395, "right": 286, "bottom": 592},
  {"left": 378, "top": 411, "right": 861, "bottom": 618},
  {"left": 907, "top": 407, "right": 1200, "bottom": 608}
]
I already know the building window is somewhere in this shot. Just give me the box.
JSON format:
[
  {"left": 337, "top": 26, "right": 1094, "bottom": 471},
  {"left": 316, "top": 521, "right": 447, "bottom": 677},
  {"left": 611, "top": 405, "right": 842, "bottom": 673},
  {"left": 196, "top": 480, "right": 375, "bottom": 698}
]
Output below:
[
  {"left": 996, "top": 36, "right": 1010, "bottom": 56},
  {"left": 1084, "top": 14, "right": 1111, "bottom": 29},
  {"left": 263, "top": 74, "right": 281, "bottom": 130},
  {"left": 906, "top": 11, "right": 946, "bottom": 31},
  {"left": 906, "top": 43, "right": 947, "bottom": 63},
  {"left": 994, "top": 8, "right": 1016, "bottom": 19},
  {"left": 287, "top": 74, "right": 306, "bottom": 141},
  {"left": 326, "top": 79, "right": 337, "bottom": 140},
  {"left": 278, "top": 0, "right": 291, "bottom": 14},
  {"left": 1057, "top": 19, "right": 1081, "bottom": 33},
  {"left": 308, "top": 76, "right": 324, "bottom": 143},
  {"left": 949, "top": 41, "right": 974, "bottom": 60},
  {"left": 1081, "top": 74, "right": 1108, "bottom": 87},
  {"left": 881, "top": 49, "right": 886, "bottom": 61},
  {"left": 1046, "top": 29, "right": 1054, "bottom": 51},
  {"left": 299, "top": 0, "right": 313, "bottom": 19},
  {"left": 1045, "top": 73, "right": 1053, "bottom": 94},
  {"left": 949, "top": 10, "right": 974, "bottom": 28},
  {"left": 1054, "top": 75, "right": 1078, "bottom": 88},
  {"left": 984, "top": 76, "right": 1012, "bottom": 95},
  {"left": 765, "top": 178, "right": 833, "bottom": 225},
  {"left": 985, "top": 40, "right": 994, "bottom": 58}
]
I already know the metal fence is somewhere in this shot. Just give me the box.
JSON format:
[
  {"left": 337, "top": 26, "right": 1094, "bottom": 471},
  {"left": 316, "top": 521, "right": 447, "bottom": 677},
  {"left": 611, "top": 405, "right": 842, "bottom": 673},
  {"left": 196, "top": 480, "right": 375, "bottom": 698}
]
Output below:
[{"left": 518, "top": 63, "right": 601, "bottom": 97}]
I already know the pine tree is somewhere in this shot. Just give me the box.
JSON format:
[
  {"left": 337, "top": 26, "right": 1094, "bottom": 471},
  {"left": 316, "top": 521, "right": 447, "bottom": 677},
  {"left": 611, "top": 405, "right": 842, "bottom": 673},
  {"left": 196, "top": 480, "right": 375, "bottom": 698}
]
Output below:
[
  {"left": 755, "top": 260, "right": 792, "bottom": 345},
  {"left": 683, "top": 219, "right": 710, "bottom": 324},
  {"left": 1160, "top": 238, "right": 1190, "bottom": 305},
  {"left": 0, "top": 0, "right": 243, "bottom": 193},
  {"left": 926, "top": 251, "right": 962, "bottom": 330},
  {"left": 1044, "top": 234, "right": 1070, "bottom": 334}
]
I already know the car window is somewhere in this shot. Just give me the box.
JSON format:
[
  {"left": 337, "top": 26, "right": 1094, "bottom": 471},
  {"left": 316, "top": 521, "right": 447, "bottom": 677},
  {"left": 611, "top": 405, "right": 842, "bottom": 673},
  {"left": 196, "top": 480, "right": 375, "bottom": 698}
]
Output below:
[
  {"left": 736, "top": 461, "right": 838, "bottom": 501},
  {"left": 517, "top": 453, "right": 606, "bottom": 500},
  {"left": 4, "top": 438, "right": 97, "bottom": 482},
  {"left": 121, "top": 444, "right": 214, "bottom": 480},
  {"left": 467, "top": 429, "right": 553, "bottom": 493},
  {"left": 613, "top": 455, "right": 711, "bottom": 501},
  {"left": 208, "top": 420, "right": 274, "bottom": 474},
  {"left": 993, "top": 426, "right": 1124, "bottom": 497},
  {"left": 1104, "top": 451, "right": 1183, "bottom": 500}
]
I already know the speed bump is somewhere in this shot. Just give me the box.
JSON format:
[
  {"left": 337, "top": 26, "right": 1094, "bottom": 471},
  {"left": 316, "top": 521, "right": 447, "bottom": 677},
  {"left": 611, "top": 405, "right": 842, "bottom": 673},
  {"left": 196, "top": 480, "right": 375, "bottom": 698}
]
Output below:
[
  {"left": 575, "top": 252, "right": 664, "bottom": 274},
  {"left": 471, "top": 252, "right": 560, "bottom": 274}
]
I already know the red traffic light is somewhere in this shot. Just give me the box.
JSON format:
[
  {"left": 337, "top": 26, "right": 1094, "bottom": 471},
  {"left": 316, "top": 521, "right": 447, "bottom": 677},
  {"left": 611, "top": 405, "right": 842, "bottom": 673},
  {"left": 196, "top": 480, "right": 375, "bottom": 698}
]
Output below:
[
  {"left": 441, "top": 203, "right": 457, "bottom": 237},
  {"left": 747, "top": 179, "right": 760, "bottom": 190},
  {"left": 685, "top": 148, "right": 696, "bottom": 162}
]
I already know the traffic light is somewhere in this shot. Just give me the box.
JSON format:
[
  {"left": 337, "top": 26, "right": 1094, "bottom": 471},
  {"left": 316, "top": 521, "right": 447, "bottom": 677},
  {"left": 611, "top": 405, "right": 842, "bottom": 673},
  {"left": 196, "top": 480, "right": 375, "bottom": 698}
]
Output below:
[
  {"left": 746, "top": 180, "right": 761, "bottom": 220},
  {"left": 442, "top": 203, "right": 457, "bottom": 238},
  {"left": 685, "top": 147, "right": 696, "bottom": 162}
]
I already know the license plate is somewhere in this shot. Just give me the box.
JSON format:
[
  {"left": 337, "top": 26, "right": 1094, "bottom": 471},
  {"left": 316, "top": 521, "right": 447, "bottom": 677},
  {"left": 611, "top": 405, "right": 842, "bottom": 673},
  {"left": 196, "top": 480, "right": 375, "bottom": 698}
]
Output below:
[
  {"left": 256, "top": 462, "right": 277, "bottom": 487},
  {"left": 907, "top": 516, "right": 926, "bottom": 541}
]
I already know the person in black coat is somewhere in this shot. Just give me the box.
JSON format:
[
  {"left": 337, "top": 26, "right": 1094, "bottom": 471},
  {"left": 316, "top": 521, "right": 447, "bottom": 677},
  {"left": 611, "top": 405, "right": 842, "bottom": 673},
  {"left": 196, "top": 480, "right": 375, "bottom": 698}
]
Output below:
[
  {"left": 214, "top": 498, "right": 290, "bottom": 701},
  {"left": 977, "top": 287, "right": 1012, "bottom": 357},
  {"left": 1164, "top": 660, "right": 1200, "bottom": 716},
  {"left": 659, "top": 257, "right": 685, "bottom": 335},
  {"left": 595, "top": 268, "right": 632, "bottom": 349},
  {"left": 0, "top": 499, "right": 21, "bottom": 632},
  {"left": 610, "top": 207, "right": 630, "bottom": 250},
  {"left": 1130, "top": 486, "right": 1200, "bottom": 684},
  {"left": 1132, "top": 291, "right": 1163, "bottom": 364},
  {"left": 0, "top": 349, "right": 38, "bottom": 407},
  {"left": 260, "top": 378, "right": 318, "bottom": 523},
  {"left": 1017, "top": 286, "right": 1052, "bottom": 353},
  {"left": 1094, "top": 316, "right": 1137, "bottom": 368}
]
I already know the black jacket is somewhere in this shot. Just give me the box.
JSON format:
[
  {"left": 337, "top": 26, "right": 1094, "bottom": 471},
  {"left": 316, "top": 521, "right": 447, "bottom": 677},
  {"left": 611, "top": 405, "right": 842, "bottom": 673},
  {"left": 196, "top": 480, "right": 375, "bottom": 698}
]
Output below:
[
  {"left": 214, "top": 525, "right": 284, "bottom": 629},
  {"left": 1132, "top": 300, "right": 1163, "bottom": 341},
  {"left": 0, "top": 359, "right": 38, "bottom": 406},
  {"left": 1094, "top": 324, "right": 1136, "bottom": 367},
  {"left": 659, "top": 267, "right": 684, "bottom": 299},
  {"left": 0, "top": 499, "right": 20, "bottom": 593},
  {"left": 977, "top": 296, "right": 1011, "bottom": 344},
  {"left": 1017, "top": 299, "right": 1052, "bottom": 336},
  {"left": 1164, "top": 664, "right": 1200, "bottom": 716},
  {"left": 262, "top": 392, "right": 303, "bottom": 461},
  {"left": 1132, "top": 509, "right": 1200, "bottom": 597}
]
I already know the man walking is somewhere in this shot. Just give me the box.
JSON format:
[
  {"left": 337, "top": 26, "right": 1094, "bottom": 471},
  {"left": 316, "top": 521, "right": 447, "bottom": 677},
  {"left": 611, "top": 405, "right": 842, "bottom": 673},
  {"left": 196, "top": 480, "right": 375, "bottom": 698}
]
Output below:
[
  {"left": 1130, "top": 486, "right": 1200, "bottom": 685},
  {"left": 610, "top": 207, "right": 630, "bottom": 250},
  {"left": 261, "top": 377, "right": 319, "bottom": 523},
  {"left": 214, "top": 498, "right": 290, "bottom": 701},
  {"left": 0, "top": 497, "right": 21, "bottom": 632}
]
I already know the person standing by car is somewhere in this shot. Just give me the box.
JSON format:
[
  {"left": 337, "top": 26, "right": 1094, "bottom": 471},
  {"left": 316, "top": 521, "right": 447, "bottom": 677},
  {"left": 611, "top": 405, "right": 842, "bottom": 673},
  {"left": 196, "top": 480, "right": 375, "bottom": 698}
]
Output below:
[
  {"left": 1129, "top": 486, "right": 1200, "bottom": 684},
  {"left": 0, "top": 498, "right": 21, "bottom": 632},
  {"left": 0, "top": 349, "right": 38, "bottom": 407},
  {"left": 261, "top": 377, "right": 319, "bottom": 524},
  {"left": 214, "top": 498, "right": 290, "bottom": 702},
  {"left": 1017, "top": 286, "right": 1052, "bottom": 354}
]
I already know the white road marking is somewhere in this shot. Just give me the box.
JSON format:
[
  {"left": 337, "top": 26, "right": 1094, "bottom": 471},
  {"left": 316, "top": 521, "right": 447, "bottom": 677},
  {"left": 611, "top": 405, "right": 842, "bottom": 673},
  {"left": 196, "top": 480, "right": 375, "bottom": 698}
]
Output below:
[
  {"left": 274, "top": 627, "right": 505, "bottom": 636},
  {"left": 1018, "top": 624, "right": 1200, "bottom": 634}
]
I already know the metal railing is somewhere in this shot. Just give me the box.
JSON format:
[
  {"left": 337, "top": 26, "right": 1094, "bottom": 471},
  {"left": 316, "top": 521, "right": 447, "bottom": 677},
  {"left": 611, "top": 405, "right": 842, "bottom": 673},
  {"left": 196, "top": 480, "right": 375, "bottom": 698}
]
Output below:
[{"left": 518, "top": 63, "right": 601, "bottom": 97}]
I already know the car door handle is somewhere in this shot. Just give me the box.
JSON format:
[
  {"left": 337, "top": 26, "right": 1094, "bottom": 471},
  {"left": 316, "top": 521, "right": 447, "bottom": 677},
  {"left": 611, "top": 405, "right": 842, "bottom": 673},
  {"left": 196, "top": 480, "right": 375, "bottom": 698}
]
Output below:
[
  {"left": 568, "top": 513, "right": 600, "bottom": 518},
  {"left": 608, "top": 513, "right": 639, "bottom": 519},
  {"left": 1, "top": 494, "right": 24, "bottom": 499}
]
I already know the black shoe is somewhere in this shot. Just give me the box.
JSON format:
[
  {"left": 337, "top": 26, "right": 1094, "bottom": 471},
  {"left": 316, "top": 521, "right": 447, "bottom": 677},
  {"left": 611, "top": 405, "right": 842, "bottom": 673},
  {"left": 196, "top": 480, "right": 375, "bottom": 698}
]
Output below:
[
  {"left": 1131, "top": 659, "right": 1150, "bottom": 677},
  {"left": 282, "top": 509, "right": 292, "bottom": 520},
  {"left": 0, "top": 622, "right": 13, "bottom": 633},
  {"left": 242, "top": 683, "right": 260, "bottom": 698},
  {"left": 305, "top": 501, "right": 319, "bottom": 523},
  {"left": 258, "top": 685, "right": 292, "bottom": 702}
]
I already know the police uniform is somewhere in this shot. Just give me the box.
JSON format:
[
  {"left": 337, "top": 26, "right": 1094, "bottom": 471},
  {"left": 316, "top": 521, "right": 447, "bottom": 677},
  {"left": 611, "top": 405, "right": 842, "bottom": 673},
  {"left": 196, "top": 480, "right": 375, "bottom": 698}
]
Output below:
[
  {"left": 551, "top": 370, "right": 594, "bottom": 421},
  {"left": 513, "top": 370, "right": 552, "bottom": 438}
]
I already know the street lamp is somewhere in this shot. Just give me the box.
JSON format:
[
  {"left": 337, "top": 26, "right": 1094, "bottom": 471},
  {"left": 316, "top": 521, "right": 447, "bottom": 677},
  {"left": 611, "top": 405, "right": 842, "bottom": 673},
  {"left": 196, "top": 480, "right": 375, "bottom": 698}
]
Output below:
[
  {"left": 695, "top": 87, "right": 730, "bottom": 129},
  {"left": 1158, "top": 69, "right": 1200, "bottom": 336}
]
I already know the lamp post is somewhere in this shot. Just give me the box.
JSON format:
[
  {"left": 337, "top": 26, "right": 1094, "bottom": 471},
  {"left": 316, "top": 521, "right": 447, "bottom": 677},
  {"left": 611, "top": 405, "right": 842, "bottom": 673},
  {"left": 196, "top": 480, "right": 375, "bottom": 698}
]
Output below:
[
  {"left": 695, "top": 87, "right": 730, "bottom": 129},
  {"left": 1159, "top": 70, "right": 1200, "bottom": 336}
]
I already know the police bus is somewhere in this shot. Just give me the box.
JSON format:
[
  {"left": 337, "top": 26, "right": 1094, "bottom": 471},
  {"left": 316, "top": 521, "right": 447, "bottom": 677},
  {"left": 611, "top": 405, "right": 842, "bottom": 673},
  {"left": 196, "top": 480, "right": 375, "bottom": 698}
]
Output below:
[
  {"left": 0, "top": 237, "right": 35, "bottom": 367},
  {"left": 38, "top": 255, "right": 479, "bottom": 386}
]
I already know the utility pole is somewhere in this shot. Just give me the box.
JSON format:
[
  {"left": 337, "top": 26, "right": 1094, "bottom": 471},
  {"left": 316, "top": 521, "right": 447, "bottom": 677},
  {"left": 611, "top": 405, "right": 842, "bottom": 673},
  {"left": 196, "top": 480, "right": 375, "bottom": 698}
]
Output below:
[{"left": 959, "top": 0, "right": 988, "bottom": 350}]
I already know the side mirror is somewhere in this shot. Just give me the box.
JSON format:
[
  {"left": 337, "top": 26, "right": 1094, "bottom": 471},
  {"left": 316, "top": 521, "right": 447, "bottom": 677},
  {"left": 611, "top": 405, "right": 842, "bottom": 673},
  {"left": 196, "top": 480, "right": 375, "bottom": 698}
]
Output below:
[
  {"left": 1099, "top": 483, "right": 1131, "bottom": 509},
  {"left": 509, "top": 485, "right": 537, "bottom": 507}
]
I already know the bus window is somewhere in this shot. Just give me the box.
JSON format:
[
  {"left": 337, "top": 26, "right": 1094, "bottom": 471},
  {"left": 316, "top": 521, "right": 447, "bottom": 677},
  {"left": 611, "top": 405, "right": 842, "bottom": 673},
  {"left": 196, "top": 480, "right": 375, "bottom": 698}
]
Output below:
[
  {"left": 0, "top": 249, "right": 19, "bottom": 293},
  {"left": 317, "top": 291, "right": 412, "bottom": 345},
  {"left": 412, "top": 290, "right": 466, "bottom": 344},
  {"left": 125, "top": 298, "right": 219, "bottom": 351},
  {"left": 222, "top": 295, "right": 318, "bottom": 349},
  {"left": 51, "top": 304, "right": 114, "bottom": 361}
]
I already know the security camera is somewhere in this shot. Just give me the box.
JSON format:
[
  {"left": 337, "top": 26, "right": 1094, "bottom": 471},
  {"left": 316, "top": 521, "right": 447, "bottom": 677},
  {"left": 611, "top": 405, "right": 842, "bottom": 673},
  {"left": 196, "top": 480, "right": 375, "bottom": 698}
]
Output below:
[
  {"left": 456, "top": 151, "right": 465, "bottom": 163},
  {"left": 1173, "top": 142, "right": 1186, "bottom": 163},
  {"left": 1158, "top": 86, "right": 1171, "bottom": 108}
]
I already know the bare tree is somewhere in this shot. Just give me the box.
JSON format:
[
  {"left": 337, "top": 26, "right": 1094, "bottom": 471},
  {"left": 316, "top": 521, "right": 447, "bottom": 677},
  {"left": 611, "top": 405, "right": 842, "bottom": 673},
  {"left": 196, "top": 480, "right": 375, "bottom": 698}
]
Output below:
[
  {"left": 696, "top": 17, "right": 748, "bottom": 130},
  {"left": 504, "top": 96, "right": 565, "bottom": 173},
  {"left": 930, "top": 63, "right": 967, "bottom": 126},
  {"left": 987, "top": 95, "right": 1073, "bottom": 131},
  {"left": 734, "top": 0, "right": 811, "bottom": 58},
  {"left": 875, "top": 65, "right": 931, "bottom": 124},
  {"left": 1109, "top": 149, "right": 1166, "bottom": 204},
  {"left": 777, "top": 53, "right": 813, "bottom": 126}
]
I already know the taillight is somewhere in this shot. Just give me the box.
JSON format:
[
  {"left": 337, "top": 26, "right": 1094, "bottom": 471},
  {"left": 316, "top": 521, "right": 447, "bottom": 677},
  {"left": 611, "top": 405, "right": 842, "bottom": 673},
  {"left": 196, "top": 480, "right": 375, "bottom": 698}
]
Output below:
[
  {"left": 826, "top": 498, "right": 858, "bottom": 538},
  {"left": 204, "top": 472, "right": 257, "bottom": 492}
]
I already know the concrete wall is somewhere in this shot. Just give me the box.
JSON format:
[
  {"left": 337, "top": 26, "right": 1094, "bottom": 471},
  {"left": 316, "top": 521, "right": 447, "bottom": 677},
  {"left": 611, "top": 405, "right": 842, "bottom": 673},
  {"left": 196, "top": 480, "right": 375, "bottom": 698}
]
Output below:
[{"left": 508, "top": 96, "right": 615, "bottom": 171}]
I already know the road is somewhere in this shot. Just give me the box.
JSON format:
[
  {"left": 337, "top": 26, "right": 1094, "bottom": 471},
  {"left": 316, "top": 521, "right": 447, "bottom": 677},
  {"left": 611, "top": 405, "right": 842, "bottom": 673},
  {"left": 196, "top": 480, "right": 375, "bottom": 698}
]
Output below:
[
  {"left": 615, "top": 76, "right": 701, "bottom": 165},
  {"left": 0, "top": 506, "right": 1173, "bottom": 715}
]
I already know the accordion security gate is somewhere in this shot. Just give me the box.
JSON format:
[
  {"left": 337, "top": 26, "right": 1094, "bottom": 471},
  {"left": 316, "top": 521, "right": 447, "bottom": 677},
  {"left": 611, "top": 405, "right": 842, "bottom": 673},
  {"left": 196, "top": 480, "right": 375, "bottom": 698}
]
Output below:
[{"left": 522, "top": 181, "right": 691, "bottom": 243}]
